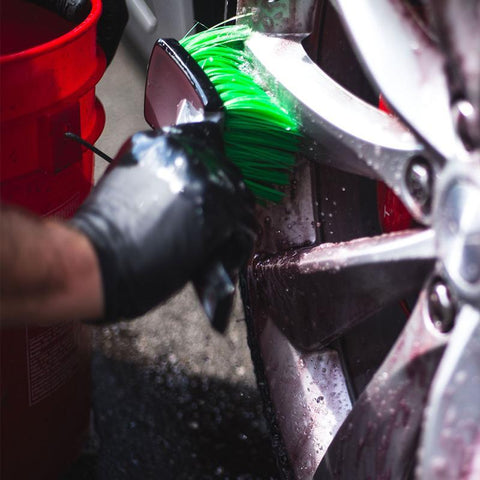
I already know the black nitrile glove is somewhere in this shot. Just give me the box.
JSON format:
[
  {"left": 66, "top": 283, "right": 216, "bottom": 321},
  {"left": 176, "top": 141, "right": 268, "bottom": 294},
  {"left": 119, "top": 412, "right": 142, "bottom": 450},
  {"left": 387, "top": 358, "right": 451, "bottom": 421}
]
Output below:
[{"left": 70, "top": 123, "right": 257, "bottom": 323}]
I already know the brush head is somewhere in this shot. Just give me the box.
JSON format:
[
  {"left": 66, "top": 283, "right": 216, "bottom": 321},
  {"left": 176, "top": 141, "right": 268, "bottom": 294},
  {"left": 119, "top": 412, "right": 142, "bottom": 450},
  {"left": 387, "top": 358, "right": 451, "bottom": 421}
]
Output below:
[
  {"left": 145, "top": 38, "right": 224, "bottom": 130},
  {"left": 145, "top": 25, "right": 300, "bottom": 203},
  {"left": 180, "top": 24, "right": 301, "bottom": 204}
]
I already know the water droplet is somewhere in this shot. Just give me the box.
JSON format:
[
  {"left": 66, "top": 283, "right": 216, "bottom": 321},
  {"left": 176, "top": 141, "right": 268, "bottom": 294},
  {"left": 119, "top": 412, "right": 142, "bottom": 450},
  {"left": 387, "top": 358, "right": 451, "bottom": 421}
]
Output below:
[
  {"left": 454, "top": 370, "right": 467, "bottom": 385},
  {"left": 188, "top": 421, "right": 199, "bottom": 430}
]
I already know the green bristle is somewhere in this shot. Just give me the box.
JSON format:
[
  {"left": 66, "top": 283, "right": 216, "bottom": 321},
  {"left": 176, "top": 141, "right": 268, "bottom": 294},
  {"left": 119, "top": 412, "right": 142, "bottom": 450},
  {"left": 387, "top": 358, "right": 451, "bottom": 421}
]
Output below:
[{"left": 180, "top": 24, "right": 300, "bottom": 203}]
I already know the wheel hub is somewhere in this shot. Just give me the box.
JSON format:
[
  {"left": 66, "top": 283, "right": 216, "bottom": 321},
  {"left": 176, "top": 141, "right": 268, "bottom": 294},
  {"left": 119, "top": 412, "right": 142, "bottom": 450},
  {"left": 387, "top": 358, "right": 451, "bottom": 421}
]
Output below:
[{"left": 435, "top": 162, "right": 480, "bottom": 305}]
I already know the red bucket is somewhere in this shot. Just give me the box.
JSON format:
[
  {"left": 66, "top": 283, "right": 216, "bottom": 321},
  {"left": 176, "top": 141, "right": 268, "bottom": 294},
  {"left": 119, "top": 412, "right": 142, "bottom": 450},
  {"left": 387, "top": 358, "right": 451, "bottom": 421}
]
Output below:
[{"left": 0, "top": 1, "right": 106, "bottom": 478}]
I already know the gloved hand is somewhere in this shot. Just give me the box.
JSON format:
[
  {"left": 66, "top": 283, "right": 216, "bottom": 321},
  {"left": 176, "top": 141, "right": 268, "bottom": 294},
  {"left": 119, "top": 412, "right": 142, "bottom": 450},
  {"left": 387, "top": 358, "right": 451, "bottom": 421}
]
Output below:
[{"left": 70, "top": 123, "right": 257, "bottom": 323}]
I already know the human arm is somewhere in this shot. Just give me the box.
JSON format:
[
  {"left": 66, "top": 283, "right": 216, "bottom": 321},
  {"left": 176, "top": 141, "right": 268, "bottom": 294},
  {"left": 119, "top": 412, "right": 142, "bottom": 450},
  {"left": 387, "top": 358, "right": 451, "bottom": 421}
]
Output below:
[{"left": 0, "top": 206, "right": 103, "bottom": 325}]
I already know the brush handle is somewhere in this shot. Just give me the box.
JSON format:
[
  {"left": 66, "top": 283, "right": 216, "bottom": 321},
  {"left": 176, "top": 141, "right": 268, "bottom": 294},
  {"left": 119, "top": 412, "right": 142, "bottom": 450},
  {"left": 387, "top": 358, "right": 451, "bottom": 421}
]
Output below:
[{"left": 193, "top": 262, "right": 236, "bottom": 333}]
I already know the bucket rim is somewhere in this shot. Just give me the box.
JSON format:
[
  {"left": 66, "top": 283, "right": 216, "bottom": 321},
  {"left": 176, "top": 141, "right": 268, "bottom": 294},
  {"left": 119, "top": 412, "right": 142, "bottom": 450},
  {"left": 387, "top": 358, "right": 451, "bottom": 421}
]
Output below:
[{"left": 0, "top": 0, "right": 102, "bottom": 65}]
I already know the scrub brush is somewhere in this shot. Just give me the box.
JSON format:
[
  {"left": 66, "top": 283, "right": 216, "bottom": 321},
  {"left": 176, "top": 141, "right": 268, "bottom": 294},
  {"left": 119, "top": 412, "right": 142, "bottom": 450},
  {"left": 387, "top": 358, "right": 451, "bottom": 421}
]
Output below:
[
  {"left": 143, "top": 22, "right": 301, "bottom": 331},
  {"left": 179, "top": 23, "right": 301, "bottom": 204}
]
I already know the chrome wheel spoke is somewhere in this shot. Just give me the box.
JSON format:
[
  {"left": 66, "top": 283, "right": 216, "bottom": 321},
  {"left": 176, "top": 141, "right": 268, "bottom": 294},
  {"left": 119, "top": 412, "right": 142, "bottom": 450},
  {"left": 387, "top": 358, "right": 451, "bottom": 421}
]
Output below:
[
  {"left": 426, "top": 0, "right": 480, "bottom": 149},
  {"left": 332, "top": 0, "right": 460, "bottom": 162},
  {"left": 418, "top": 305, "right": 480, "bottom": 479},
  {"left": 249, "top": 229, "right": 436, "bottom": 351},
  {"left": 315, "top": 290, "right": 449, "bottom": 479},
  {"left": 246, "top": 33, "right": 435, "bottom": 223}
]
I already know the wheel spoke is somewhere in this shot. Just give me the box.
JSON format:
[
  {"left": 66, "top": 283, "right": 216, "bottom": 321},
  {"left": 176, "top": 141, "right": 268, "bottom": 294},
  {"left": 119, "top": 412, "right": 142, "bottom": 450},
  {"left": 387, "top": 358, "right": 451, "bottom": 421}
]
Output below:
[
  {"left": 314, "top": 290, "right": 449, "bottom": 479},
  {"left": 332, "top": 0, "right": 460, "bottom": 162},
  {"left": 248, "top": 229, "right": 436, "bottom": 351},
  {"left": 246, "top": 33, "right": 434, "bottom": 223},
  {"left": 418, "top": 305, "right": 480, "bottom": 479},
  {"left": 426, "top": 0, "right": 480, "bottom": 149},
  {"left": 254, "top": 318, "right": 353, "bottom": 479}
]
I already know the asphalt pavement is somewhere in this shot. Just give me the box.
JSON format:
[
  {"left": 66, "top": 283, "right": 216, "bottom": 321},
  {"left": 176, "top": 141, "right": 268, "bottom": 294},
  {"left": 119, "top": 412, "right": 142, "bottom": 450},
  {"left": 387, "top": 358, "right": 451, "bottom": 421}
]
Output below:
[{"left": 62, "top": 40, "right": 278, "bottom": 480}]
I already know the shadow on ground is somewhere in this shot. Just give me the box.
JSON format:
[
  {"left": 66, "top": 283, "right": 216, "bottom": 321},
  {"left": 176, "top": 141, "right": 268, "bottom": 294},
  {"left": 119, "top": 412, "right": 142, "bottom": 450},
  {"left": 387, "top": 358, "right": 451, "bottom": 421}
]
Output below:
[
  {"left": 63, "top": 349, "right": 278, "bottom": 480},
  {"left": 92, "top": 352, "right": 278, "bottom": 480}
]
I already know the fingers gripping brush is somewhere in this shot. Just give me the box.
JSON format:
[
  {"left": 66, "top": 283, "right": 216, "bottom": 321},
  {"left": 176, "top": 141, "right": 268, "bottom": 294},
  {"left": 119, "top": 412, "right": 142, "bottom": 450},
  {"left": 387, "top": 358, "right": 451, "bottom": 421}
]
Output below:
[{"left": 144, "top": 24, "right": 300, "bottom": 331}]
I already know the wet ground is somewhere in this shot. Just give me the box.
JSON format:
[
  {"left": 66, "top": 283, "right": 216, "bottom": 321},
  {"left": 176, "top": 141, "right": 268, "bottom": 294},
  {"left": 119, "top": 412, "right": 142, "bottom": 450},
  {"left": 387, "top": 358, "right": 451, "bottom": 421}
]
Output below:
[
  {"left": 62, "top": 40, "right": 279, "bottom": 480},
  {"left": 91, "top": 298, "right": 277, "bottom": 480}
]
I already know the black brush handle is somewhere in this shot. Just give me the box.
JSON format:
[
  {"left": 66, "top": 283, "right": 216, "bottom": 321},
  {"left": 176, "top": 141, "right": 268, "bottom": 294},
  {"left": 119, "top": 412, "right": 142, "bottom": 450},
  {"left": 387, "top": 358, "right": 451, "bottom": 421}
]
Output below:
[
  {"left": 145, "top": 38, "right": 224, "bottom": 129},
  {"left": 194, "top": 262, "right": 236, "bottom": 334}
]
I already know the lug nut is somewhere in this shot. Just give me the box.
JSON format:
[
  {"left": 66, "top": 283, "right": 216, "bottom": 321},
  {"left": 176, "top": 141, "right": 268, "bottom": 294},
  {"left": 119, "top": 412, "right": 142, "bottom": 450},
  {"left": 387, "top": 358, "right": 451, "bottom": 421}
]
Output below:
[
  {"left": 406, "top": 157, "right": 433, "bottom": 212},
  {"left": 452, "top": 99, "right": 479, "bottom": 151},
  {"left": 428, "top": 280, "right": 456, "bottom": 333}
]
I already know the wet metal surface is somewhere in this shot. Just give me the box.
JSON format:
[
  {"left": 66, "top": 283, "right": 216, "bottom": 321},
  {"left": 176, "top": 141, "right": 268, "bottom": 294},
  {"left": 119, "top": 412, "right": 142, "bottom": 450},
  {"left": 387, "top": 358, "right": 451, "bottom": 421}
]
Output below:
[
  {"left": 254, "top": 160, "right": 317, "bottom": 256},
  {"left": 315, "top": 292, "right": 448, "bottom": 479},
  {"left": 258, "top": 319, "right": 351, "bottom": 480},
  {"left": 249, "top": 230, "right": 435, "bottom": 351},
  {"left": 245, "top": 32, "right": 433, "bottom": 224},
  {"left": 333, "top": 0, "right": 460, "bottom": 163},
  {"left": 237, "top": 0, "right": 318, "bottom": 34},
  {"left": 417, "top": 305, "right": 480, "bottom": 480}
]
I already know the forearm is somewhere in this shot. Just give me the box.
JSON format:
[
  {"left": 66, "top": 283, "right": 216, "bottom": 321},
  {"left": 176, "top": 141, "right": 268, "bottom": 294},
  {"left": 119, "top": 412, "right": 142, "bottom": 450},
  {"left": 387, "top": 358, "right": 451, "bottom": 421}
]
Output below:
[{"left": 0, "top": 206, "right": 103, "bottom": 325}]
